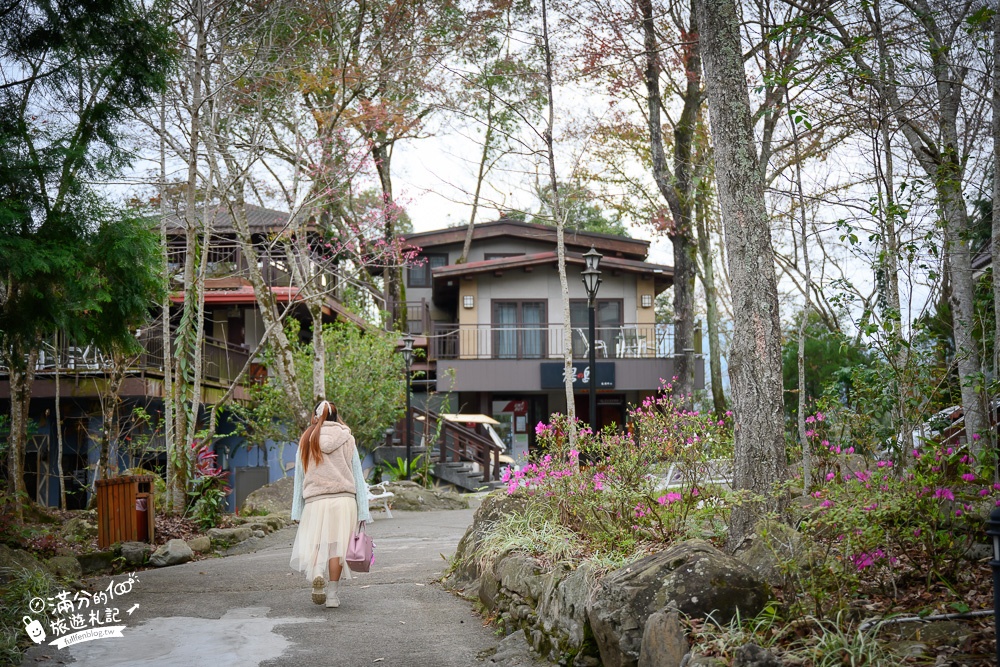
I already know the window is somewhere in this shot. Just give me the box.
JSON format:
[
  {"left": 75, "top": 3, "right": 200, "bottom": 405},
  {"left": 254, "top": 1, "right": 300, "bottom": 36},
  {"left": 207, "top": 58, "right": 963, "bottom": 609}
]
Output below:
[
  {"left": 492, "top": 300, "right": 547, "bottom": 359},
  {"left": 484, "top": 252, "right": 524, "bottom": 261},
  {"left": 407, "top": 253, "right": 448, "bottom": 288},
  {"left": 569, "top": 299, "right": 622, "bottom": 357}
]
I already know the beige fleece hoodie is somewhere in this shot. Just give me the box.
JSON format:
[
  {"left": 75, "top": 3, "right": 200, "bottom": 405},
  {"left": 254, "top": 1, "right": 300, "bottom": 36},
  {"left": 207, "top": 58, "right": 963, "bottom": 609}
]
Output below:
[{"left": 301, "top": 421, "right": 357, "bottom": 503}]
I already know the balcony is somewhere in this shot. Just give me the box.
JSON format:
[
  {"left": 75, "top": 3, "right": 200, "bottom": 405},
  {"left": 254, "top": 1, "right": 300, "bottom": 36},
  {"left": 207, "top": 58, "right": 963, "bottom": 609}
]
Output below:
[
  {"left": 430, "top": 323, "right": 675, "bottom": 361},
  {"left": 430, "top": 323, "right": 701, "bottom": 393},
  {"left": 3, "top": 326, "right": 252, "bottom": 388}
]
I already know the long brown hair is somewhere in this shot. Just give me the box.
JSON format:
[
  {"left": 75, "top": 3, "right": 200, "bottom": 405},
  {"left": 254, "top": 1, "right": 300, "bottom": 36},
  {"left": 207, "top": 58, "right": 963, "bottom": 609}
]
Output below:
[{"left": 300, "top": 401, "right": 339, "bottom": 472}]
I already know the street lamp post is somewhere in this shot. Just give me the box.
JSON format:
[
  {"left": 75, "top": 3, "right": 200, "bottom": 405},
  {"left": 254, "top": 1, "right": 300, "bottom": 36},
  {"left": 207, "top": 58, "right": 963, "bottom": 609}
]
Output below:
[
  {"left": 401, "top": 334, "right": 415, "bottom": 480},
  {"left": 582, "top": 246, "right": 603, "bottom": 434},
  {"left": 987, "top": 506, "right": 1000, "bottom": 666}
]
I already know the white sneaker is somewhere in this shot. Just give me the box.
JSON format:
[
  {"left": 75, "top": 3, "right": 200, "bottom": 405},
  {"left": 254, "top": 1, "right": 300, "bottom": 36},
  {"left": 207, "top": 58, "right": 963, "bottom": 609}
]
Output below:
[
  {"left": 311, "top": 576, "right": 326, "bottom": 605},
  {"left": 325, "top": 581, "right": 340, "bottom": 608}
]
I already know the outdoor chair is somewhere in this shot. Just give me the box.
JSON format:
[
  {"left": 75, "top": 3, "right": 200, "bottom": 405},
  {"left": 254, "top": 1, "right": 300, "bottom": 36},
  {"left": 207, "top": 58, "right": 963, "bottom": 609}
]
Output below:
[
  {"left": 367, "top": 482, "right": 394, "bottom": 519},
  {"left": 574, "top": 328, "right": 608, "bottom": 358}
]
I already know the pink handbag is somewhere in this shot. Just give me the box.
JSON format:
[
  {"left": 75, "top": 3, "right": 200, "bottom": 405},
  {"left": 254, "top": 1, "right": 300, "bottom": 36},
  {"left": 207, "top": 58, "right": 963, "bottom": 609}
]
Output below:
[{"left": 346, "top": 522, "right": 374, "bottom": 572}]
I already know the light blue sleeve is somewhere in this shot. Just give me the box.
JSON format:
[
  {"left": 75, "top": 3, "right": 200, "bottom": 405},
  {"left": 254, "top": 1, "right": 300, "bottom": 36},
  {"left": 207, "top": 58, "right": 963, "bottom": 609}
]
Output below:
[
  {"left": 353, "top": 445, "right": 371, "bottom": 524},
  {"left": 291, "top": 445, "right": 305, "bottom": 521}
]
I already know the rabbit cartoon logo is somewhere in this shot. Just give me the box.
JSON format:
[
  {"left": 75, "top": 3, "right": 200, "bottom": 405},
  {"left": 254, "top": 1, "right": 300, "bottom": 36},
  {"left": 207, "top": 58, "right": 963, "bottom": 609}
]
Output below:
[{"left": 23, "top": 616, "right": 45, "bottom": 644}]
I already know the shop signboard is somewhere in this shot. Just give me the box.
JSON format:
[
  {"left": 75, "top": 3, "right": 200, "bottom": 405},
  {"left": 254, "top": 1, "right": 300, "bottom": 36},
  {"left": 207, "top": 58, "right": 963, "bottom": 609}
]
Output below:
[{"left": 539, "top": 362, "right": 615, "bottom": 389}]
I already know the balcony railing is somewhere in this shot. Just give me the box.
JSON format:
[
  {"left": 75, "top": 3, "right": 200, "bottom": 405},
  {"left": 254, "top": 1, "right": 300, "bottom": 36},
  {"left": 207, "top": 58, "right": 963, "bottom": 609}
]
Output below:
[
  {"left": 4, "top": 326, "right": 251, "bottom": 387},
  {"left": 390, "top": 299, "right": 433, "bottom": 335},
  {"left": 430, "top": 323, "right": 677, "bottom": 361}
]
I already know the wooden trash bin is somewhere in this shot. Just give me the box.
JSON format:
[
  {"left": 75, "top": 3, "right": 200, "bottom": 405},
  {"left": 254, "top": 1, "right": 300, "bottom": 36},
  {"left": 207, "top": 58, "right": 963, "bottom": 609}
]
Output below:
[{"left": 96, "top": 475, "right": 156, "bottom": 549}]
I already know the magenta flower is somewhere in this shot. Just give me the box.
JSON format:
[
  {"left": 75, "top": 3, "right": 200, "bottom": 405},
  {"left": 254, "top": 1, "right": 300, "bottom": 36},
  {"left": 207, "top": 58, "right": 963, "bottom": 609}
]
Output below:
[
  {"left": 934, "top": 488, "right": 955, "bottom": 501},
  {"left": 972, "top": 433, "right": 981, "bottom": 441},
  {"left": 961, "top": 473, "right": 976, "bottom": 483}
]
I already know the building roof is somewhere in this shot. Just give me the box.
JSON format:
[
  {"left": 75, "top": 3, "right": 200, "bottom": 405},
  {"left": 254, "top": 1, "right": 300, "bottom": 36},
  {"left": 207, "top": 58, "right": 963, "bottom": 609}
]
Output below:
[
  {"left": 163, "top": 204, "right": 301, "bottom": 234},
  {"left": 431, "top": 250, "right": 673, "bottom": 295},
  {"left": 401, "top": 219, "right": 652, "bottom": 261}
]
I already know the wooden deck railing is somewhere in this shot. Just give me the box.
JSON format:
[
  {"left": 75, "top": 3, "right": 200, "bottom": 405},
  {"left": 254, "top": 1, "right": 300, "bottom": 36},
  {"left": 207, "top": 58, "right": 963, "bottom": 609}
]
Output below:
[
  {"left": 411, "top": 405, "right": 503, "bottom": 483},
  {"left": 3, "top": 326, "right": 251, "bottom": 387}
]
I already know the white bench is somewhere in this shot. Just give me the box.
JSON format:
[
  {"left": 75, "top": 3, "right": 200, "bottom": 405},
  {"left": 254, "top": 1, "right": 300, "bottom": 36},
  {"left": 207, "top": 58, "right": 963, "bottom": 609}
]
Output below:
[
  {"left": 650, "top": 459, "right": 733, "bottom": 491},
  {"left": 367, "top": 483, "right": 394, "bottom": 519}
]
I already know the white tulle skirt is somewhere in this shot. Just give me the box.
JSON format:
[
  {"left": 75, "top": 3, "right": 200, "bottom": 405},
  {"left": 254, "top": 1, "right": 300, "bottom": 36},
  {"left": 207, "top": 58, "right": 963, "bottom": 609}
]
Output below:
[{"left": 289, "top": 496, "right": 358, "bottom": 582}]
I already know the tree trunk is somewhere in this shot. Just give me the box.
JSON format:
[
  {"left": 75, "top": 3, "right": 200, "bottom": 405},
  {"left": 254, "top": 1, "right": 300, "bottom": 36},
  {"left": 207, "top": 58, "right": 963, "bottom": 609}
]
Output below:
[
  {"left": 373, "top": 141, "right": 401, "bottom": 328},
  {"left": 992, "top": 8, "right": 1000, "bottom": 459},
  {"left": 540, "top": 0, "right": 577, "bottom": 444},
  {"left": 940, "top": 177, "right": 988, "bottom": 448},
  {"left": 97, "top": 357, "right": 126, "bottom": 481},
  {"left": 159, "top": 93, "right": 176, "bottom": 505},
  {"left": 310, "top": 301, "right": 326, "bottom": 407},
  {"left": 787, "top": 88, "right": 813, "bottom": 492},
  {"left": 54, "top": 331, "right": 66, "bottom": 509},
  {"left": 695, "top": 176, "right": 727, "bottom": 416},
  {"left": 639, "top": 0, "right": 699, "bottom": 407},
  {"left": 168, "top": 0, "right": 208, "bottom": 513},
  {"left": 6, "top": 346, "right": 38, "bottom": 520},
  {"left": 459, "top": 102, "right": 494, "bottom": 265},
  {"left": 697, "top": 0, "right": 787, "bottom": 552}
]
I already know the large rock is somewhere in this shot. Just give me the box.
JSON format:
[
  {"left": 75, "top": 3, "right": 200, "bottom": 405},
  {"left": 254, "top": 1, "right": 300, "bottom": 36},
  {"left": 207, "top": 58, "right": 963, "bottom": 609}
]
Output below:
[
  {"left": 241, "top": 476, "right": 293, "bottom": 515},
  {"left": 149, "top": 539, "right": 194, "bottom": 567},
  {"left": 121, "top": 541, "right": 154, "bottom": 566},
  {"left": 489, "top": 554, "right": 599, "bottom": 663},
  {"left": 77, "top": 550, "right": 117, "bottom": 575},
  {"left": 385, "top": 481, "right": 468, "bottom": 511},
  {"left": 207, "top": 526, "right": 252, "bottom": 547},
  {"left": 0, "top": 544, "right": 52, "bottom": 584},
  {"left": 732, "top": 643, "right": 781, "bottom": 667},
  {"left": 737, "top": 520, "right": 816, "bottom": 588},
  {"left": 444, "top": 491, "right": 531, "bottom": 595},
  {"left": 638, "top": 611, "right": 687, "bottom": 667},
  {"left": 46, "top": 555, "right": 83, "bottom": 580},
  {"left": 60, "top": 517, "right": 97, "bottom": 544},
  {"left": 186, "top": 536, "right": 212, "bottom": 553},
  {"left": 588, "top": 540, "right": 771, "bottom": 667}
]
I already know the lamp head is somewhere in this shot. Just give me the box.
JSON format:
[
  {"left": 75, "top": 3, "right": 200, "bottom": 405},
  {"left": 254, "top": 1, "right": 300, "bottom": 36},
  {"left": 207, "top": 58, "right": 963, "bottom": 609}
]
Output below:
[
  {"left": 401, "top": 334, "right": 415, "bottom": 367},
  {"left": 582, "top": 245, "right": 603, "bottom": 272},
  {"left": 582, "top": 268, "right": 602, "bottom": 299}
]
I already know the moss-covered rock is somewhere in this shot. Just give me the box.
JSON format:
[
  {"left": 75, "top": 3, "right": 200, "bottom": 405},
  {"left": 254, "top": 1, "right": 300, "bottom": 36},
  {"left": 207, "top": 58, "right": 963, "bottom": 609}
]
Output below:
[
  {"left": 241, "top": 476, "right": 293, "bottom": 515},
  {"left": 588, "top": 540, "right": 772, "bottom": 667}
]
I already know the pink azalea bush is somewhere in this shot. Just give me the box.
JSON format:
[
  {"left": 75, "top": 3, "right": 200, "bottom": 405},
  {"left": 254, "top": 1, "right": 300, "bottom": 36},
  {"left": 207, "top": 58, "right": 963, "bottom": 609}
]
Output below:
[
  {"left": 502, "top": 384, "right": 734, "bottom": 558},
  {"left": 798, "top": 415, "right": 998, "bottom": 607}
]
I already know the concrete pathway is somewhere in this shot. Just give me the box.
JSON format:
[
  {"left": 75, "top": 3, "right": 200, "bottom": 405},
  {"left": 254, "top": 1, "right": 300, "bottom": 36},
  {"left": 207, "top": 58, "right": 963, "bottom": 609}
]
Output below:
[{"left": 21, "top": 510, "right": 539, "bottom": 667}]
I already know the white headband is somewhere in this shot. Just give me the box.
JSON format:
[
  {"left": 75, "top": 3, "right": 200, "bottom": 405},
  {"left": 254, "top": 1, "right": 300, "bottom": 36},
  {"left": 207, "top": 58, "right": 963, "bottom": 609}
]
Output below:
[{"left": 315, "top": 400, "right": 332, "bottom": 418}]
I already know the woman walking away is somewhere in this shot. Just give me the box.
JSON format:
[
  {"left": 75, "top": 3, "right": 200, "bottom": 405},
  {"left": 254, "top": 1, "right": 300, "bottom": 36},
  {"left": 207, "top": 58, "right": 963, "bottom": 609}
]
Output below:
[{"left": 290, "top": 400, "right": 370, "bottom": 608}]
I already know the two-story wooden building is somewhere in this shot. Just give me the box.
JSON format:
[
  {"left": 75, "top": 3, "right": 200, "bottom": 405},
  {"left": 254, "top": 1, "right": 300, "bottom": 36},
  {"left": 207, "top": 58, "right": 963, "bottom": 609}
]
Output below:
[
  {"left": 397, "top": 219, "right": 703, "bottom": 463},
  {"left": 0, "top": 205, "right": 354, "bottom": 509}
]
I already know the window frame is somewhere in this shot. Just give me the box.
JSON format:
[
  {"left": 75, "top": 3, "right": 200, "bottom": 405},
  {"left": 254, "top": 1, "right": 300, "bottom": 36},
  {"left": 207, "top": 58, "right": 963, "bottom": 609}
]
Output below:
[
  {"left": 491, "top": 299, "right": 548, "bottom": 360},
  {"left": 407, "top": 253, "right": 449, "bottom": 288}
]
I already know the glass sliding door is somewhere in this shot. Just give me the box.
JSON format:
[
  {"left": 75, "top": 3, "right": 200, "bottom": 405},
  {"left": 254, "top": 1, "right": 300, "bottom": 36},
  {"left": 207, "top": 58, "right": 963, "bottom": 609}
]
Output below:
[
  {"left": 521, "top": 302, "right": 544, "bottom": 358},
  {"left": 492, "top": 300, "right": 547, "bottom": 359},
  {"left": 494, "top": 302, "right": 518, "bottom": 359}
]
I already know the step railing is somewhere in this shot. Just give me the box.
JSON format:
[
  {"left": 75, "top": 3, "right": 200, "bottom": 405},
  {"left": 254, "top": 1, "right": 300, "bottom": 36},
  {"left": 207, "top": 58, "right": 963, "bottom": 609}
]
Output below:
[{"left": 411, "top": 405, "right": 503, "bottom": 484}]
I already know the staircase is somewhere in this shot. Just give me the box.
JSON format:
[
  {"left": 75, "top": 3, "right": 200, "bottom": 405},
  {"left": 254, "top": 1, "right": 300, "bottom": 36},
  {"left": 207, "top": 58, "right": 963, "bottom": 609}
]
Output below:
[
  {"left": 431, "top": 459, "right": 506, "bottom": 492},
  {"left": 402, "top": 407, "right": 504, "bottom": 491}
]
